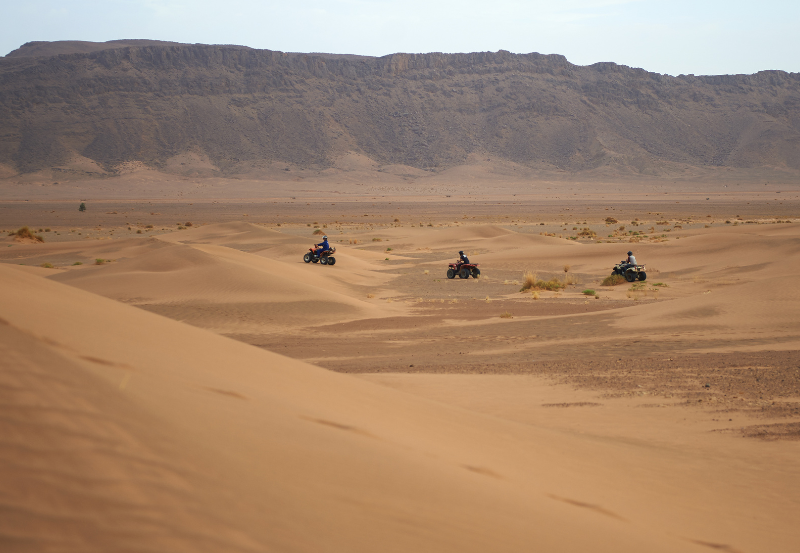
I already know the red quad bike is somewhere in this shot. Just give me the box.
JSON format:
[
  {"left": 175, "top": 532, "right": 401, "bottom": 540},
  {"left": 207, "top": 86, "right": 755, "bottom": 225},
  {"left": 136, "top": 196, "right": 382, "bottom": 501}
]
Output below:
[
  {"left": 304, "top": 246, "right": 337, "bottom": 266},
  {"left": 447, "top": 261, "right": 480, "bottom": 279}
]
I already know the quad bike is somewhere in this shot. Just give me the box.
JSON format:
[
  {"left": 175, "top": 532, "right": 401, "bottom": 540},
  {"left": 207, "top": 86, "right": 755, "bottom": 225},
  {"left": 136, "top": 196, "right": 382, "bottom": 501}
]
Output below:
[
  {"left": 447, "top": 262, "right": 480, "bottom": 279},
  {"left": 303, "top": 246, "right": 337, "bottom": 266},
  {"left": 612, "top": 261, "right": 646, "bottom": 282}
]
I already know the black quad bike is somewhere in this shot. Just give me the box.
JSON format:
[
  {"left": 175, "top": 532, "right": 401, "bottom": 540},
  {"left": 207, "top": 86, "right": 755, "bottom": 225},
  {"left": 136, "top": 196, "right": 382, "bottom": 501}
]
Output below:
[
  {"left": 612, "top": 261, "right": 646, "bottom": 282},
  {"left": 447, "top": 262, "right": 480, "bottom": 279},
  {"left": 304, "top": 246, "right": 337, "bottom": 266}
]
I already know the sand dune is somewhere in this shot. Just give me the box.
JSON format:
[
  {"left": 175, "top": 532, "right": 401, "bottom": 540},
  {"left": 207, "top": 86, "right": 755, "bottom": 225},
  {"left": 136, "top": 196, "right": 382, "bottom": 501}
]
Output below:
[
  {"left": 3, "top": 215, "right": 800, "bottom": 552},
  {"left": 0, "top": 264, "right": 732, "bottom": 553}
]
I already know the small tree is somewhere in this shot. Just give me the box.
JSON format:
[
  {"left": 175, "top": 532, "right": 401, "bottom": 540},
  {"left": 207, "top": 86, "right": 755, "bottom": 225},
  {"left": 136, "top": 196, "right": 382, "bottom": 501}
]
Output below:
[{"left": 79, "top": 202, "right": 86, "bottom": 212}]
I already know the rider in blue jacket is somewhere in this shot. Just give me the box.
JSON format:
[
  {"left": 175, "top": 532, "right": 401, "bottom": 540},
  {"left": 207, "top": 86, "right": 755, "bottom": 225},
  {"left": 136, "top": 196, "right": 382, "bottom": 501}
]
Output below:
[{"left": 315, "top": 235, "right": 330, "bottom": 258}]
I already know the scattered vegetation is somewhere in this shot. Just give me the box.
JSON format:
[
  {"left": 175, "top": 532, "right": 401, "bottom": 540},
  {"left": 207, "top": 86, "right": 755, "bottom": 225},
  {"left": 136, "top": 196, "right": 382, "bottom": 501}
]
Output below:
[
  {"left": 601, "top": 274, "right": 626, "bottom": 286},
  {"left": 605, "top": 217, "right": 618, "bottom": 224},
  {"left": 423, "top": 270, "right": 429, "bottom": 275},
  {"left": 582, "top": 289, "right": 596, "bottom": 296},
  {"left": 312, "top": 229, "right": 324, "bottom": 235},
  {"left": 79, "top": 202, "right": 86, "bottom": 212},
  {"left": 367, "top": 293, "right": 375, "bottom": 299},
  {"left": 9, "top": 226, "right": 44, "bottom": 242},
  {"left": 652, "top": 282, "right": 668, "bottom": 287},
  {"left": 500, "top": 312, "right": 513, "bottom": 319},
  {"left": 41, "top": 262, "right": 54, "bottom": 268},
  {"left": 520, "top": 271, "right": 566, "bottom": 292},
  {"left": 372, "top": 237, "right": 382, "bottom": 241},
  {"left": 73, "top": 261, "right": 83, "bottom": 266},
  {"left": 577, "top": 228, "right": 596, "bottom": 237},
  {"left": 95, "top": 258, "right": 112, "bottom": 265}
]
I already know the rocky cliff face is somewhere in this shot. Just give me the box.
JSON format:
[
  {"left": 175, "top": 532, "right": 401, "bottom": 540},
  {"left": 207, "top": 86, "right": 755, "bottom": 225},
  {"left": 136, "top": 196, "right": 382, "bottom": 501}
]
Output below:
[{"left": 1, "top": 41, "right": 799, "bottom": 177}]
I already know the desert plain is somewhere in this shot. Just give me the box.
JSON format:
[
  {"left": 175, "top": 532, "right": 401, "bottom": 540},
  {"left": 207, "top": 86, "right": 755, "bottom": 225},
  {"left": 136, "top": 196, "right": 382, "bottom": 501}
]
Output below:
[{"left": 1, "top": 164, "right": 799, "bottom": 553}]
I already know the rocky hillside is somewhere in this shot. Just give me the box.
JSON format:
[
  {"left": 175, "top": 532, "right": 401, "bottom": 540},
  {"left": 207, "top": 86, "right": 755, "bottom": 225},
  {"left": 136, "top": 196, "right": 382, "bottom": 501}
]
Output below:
[{"left": 1, "top": 40, "right": 799, "bottom": 177}]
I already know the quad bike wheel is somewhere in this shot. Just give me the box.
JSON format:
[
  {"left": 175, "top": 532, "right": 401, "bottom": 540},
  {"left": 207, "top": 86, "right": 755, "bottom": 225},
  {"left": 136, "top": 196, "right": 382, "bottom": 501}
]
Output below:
[
  {"left": 625, "top": 269, "right": 637, "bottom": 282},
  {"left": 446, "top": 268, "right": 456, "bottom": 279},
  {"left": 637, "top": 272, "right": 646, "bottom": 281},
  {"left": 459, "top": 268, "right": 470, "bottom": 279},
  {"left": 471, "top": 268, "right": 481, "bottom": 279},
  {"left": 327, "top": 256, "right": 336, "bottom": 266},
  {"left": 320, "top": 256, "right": 328, "bottom": 265},
  {"left": 303, "top": 253, "right": 312, "bottom": 263}
]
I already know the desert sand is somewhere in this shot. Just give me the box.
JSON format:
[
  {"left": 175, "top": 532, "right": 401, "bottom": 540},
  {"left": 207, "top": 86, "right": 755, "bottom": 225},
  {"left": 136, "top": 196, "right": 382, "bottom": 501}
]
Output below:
[{"left": 1, "top": 175, "right": 800, "bottom": 552}]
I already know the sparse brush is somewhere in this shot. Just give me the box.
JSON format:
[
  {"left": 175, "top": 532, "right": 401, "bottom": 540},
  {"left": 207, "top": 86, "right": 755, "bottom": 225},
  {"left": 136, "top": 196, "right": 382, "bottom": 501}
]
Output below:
[
  {"left": 582, "top": 289, "right": 596, "bottom": 296},
  {"left": 312, "top": 229, "right": 324, "bottom": 235},
  {"left": 605, "top": 217, "right": 618, "bottom": 224},
  {"left": 10, "top": 226, "right": 44, "bottom": 242},
  {"left": 564, "top": 273, "right": 578, "bottom": 285},
  {"left": 652, "top": 282, "right": 668, "bottom": 287},
  {"left": 372, "top": 237, "right": 382, "bottom": 241},
  {"left": 485, "top": 296, "right": 491, "bottom": 303},
  {"left": 367, "top": 293, "right": 375, "bottom": 299},
  {"left": 73, "top": 261, "right": 83, "bottom": 266},
  {"left": 520, "top": 271, "right": 565, "bottom": 292},
  {"left": 563, "top": 265, "right": 570, "bottom": 273},
  {"left": 423, "top": 270, "right": 429, "bottom": 275},
  {"left": 41, "top": 262, "right": 53, "bottom": 268},
  {"left": 601, "top": 274, "right": 626, "bottom": 286},
  {"left": 531, "top": 291, "right": 540, "bottom": 300},
  {"left": 450, "top": 299, "right": 458, "bottom": 304},
  {"left": 521, "top": 271, "right": 537, "bottom": 291},
  {"left": 500, "top": 312, "right": 513, "bottom": 319},
  {"left": 95, "top": 259, "right": 105, "bottom": 265}
]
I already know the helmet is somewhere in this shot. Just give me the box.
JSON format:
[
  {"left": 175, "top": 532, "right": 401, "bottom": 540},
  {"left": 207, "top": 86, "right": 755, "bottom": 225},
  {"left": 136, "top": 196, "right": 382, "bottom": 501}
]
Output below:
[
  {"left": 627, "top": 251, "right": 633, "bottom": 255},
  {"left": 459, "top": 251, "right": 464, "bottom": 254},
  {"left": 323, "top": 236, "right": 328, "bottom": 240}
]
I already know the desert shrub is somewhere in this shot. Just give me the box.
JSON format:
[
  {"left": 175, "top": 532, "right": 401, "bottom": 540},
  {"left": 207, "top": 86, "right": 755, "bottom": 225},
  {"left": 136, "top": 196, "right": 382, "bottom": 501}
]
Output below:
[
  {"left": 601, "top": 274, "right": 626, "bottom": 286},
  {"left": 79, "top": 202, "right": 86, "bottom": 212},
  {"left": 372, "top": 237, "right": 382, "bottom": 241},
  {"left": 45, "top": 228, "right": 51, "bottom": 232},
  {"left": 73, "top": 261, "right": 83, "bottom": 266},
  {"left": 520, "top": 271, "right": 566, "bottom": 292},
  {"left": 41, "top": 262, "right": 53, "bottom": 268},
  {"left": 312, "top": 229, "right": 324, "bottom": 235},
  {"left": 582, "top": 289, "right": 596, "bottom": 296},
  {"left": 394, "top": 218, "right": 400, "bottom": 222},
  {"left": 386, "top": 247, "right": 392, "bottom": 251},
  {"left": 605, "top": 217, "right": 618, "bottom": 224},
  {"left": 500, "top": 312, "right": 513, "bottom": 318},
  {"left": 563, "top": 265, "right": 571, "bottom": 273},
  {"left": 10, "top": 226, "right": 44, "bottom": 242},
  {"left": 95, "top": 259, "right": 106, "bottom": 265},
  {"left": 652, "top": 282, "right": 668, "bottom": 287},
  {"left": 136, "top": 229, "right": 142, "bottom": 234},
  {"left": 578, "top": 228, "right": 596, "bottom": 237},
  {"left": 423, "top": 270, "right": 429, "bottom": 275},
  {"left": 185, "top": 222, "right": 193, "bottom": 227}
]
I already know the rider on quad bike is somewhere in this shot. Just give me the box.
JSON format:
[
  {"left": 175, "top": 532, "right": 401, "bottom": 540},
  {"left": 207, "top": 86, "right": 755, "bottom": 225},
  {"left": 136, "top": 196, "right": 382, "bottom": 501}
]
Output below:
[
  {"left": 314, "top": 235, "right": 331, "bottom": 258},
  {"left": 456, "top": 251, "right": 469, "bottom": 270},
  {"left": 622, "top": 251, "right": 636, "bottom": 271}
]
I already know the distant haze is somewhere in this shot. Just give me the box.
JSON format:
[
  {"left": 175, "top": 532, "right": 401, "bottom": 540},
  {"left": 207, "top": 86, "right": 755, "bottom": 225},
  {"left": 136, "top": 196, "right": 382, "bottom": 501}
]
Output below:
[{"left": 3, "top": 0, "right": 800, "bottom": 76}]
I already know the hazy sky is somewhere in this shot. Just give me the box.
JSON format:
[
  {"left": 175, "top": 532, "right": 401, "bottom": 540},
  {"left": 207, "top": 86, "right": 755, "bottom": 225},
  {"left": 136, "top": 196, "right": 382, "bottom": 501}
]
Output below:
[{"left": 3, "top": 0, "right": 798, "bottom": 76}]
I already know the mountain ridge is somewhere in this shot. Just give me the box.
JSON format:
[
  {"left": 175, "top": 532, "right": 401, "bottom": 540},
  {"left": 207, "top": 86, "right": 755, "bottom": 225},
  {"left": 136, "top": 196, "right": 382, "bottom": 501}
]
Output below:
[{"left": 1, "top": 41, "right": 798, "bottom": 179}]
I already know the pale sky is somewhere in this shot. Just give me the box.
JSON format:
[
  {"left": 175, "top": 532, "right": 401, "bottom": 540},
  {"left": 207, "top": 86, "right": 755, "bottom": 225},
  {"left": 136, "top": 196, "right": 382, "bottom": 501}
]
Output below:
[{"left": 3, "top": 0, "right": 798, "bottom": 76}]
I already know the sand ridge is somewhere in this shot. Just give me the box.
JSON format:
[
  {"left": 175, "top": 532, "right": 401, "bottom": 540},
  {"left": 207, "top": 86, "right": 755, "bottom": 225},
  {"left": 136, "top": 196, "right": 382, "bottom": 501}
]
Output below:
[{"left": 2, "top": 206, "right": 800, "bottom": 552}]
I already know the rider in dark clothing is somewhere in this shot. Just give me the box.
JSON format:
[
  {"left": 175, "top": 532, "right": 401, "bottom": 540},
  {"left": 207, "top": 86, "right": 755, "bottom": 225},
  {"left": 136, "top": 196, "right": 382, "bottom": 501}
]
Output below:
[
  {"left": 314, "top": 236, "right": 330, "bottom": 258},
  {"left": 456, "top": 250, "right": 469, "bottom": 269}
]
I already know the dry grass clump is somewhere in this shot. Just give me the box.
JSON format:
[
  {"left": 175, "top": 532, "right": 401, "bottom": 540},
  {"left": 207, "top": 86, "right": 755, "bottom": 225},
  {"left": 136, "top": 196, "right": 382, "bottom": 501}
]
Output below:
[
  {"left": 500, "top": 312, "right": 513, "bottom": 319},
  {"left": 312, "top": 228, "right": 324, "bottom": 235},
  {"left": 577, "top": 228, "right": 596, "bottom": 237},
  {"left": 372, "top": 237, "right": 382, "bottom": 241},
  {"left": 366, "top": 293, "right": 375, "bottom": 299},
  {"left": 605, "top": 217, "right": 618, "bottom": 224},
  {"left": 582, "top": 289, "right": 596, "bottom": 296},
  {"left": 531, "top": 291, "right": 540, "bottom": 300},
  {"left": 423, "top": 270, "right": 429, "bottom": 275},
  {"left": 41, "top": 262, "right": 54, "bottom": 268},
  {"left": 520, "top": 271, "right": 566, "bottom": 292},
  {"left": 601, "top": 274, "right": 626, "bottom": 286},
  {"left": 9, "top": 226, "right": 44, "bottom": 242}
]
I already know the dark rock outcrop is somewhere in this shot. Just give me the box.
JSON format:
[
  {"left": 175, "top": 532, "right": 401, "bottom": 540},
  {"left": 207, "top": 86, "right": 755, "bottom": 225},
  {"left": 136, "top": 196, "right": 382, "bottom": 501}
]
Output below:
[{"left": 1, "top": 41, "right": 799, "bottom": 176}]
